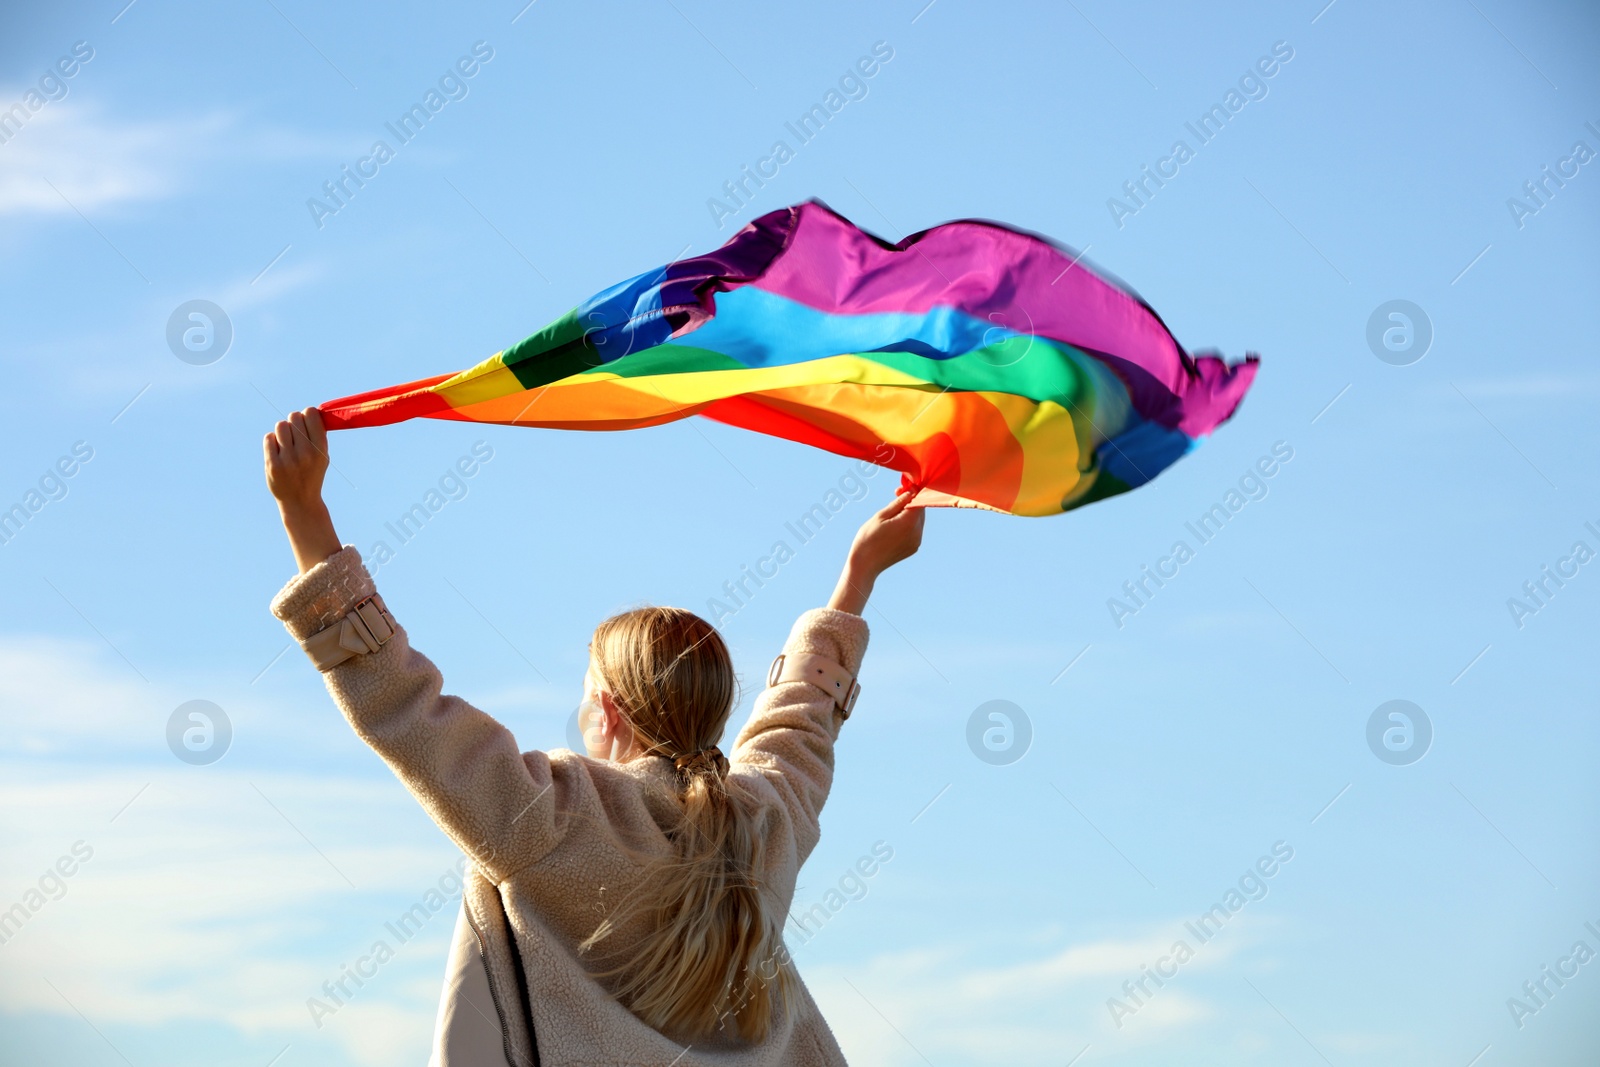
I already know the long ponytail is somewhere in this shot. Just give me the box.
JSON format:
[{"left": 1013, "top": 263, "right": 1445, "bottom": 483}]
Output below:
[{"left": 581, "top": 607, "right": 792, "bottom": 1043}]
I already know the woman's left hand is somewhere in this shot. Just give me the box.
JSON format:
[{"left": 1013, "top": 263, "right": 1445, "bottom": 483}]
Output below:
[{"left": 828, "top": 490, "right": 925, "bottom": 614}]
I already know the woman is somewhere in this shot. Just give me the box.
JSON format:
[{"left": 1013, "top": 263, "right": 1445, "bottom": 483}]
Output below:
[{"left": 265, "top": 408, "right": 924, "bottom": 1065}]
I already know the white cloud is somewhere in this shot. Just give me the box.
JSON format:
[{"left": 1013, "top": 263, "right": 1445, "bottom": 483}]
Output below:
[
  {"left": 798, "top": 919, "right": 1285, "bottom": 1065},
  {"left": 0, "top": 634, "right": 335, "bottom": 758},
  {"left": 0, "top": 100, "right": 227, "bottom": 215},
  {"left": 0, "top": 761, "right": 462, "bottom": 1065},
  {"left": 215, "top": 258, "right": 328, "bottom": 315},
  {"left": 1447, "top": 374, "right": 1600, "bottom": 399},
  {"left": 0, "top": 636, "right": 155, "bottom": 754},
  {"left": 0, "top": 632, "right": 486, "bottom": 1066},
  {"left": 0, "top": 95, "right": 376, "bottom": 217}
]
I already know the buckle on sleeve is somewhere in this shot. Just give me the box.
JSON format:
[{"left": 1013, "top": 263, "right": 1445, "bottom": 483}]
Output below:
[
  {"left": 766, "top": 651, "right": 859, "bottom": 719},
  {"left": 302, "top": 593, "right": 397, "bottom": 671}
]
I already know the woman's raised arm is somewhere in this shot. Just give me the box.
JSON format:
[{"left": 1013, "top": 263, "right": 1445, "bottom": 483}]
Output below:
[
  {"left": 263, "top": 406, "right": 581, "bottom": 882},
  {"left": 731, "top": 490, "right": 926, "bottom": 864}
]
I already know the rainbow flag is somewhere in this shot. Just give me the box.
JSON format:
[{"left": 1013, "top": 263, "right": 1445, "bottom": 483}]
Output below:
[{"left": 321, "top": 200, "right": 1258, "bottom": 516}]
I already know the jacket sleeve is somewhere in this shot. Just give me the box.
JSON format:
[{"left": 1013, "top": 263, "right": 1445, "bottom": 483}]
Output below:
[
  {"left": 271, "top": 546, "right": 574, "bottom": 883},
  {"left": 730, "top": 607, "right": 869, "bottom": 866}
]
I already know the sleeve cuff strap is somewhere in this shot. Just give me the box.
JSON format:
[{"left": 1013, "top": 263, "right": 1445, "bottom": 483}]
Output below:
[
  {"left": 768, "top": 650, "right": 860, "bottom": 718},
  {"left": 270, "top": 545, "right": 378, "bottom": 641},
  {"left": 784, "top": 607, "right": 870, "bottom": 677},
  {"left": 302, "top": 594, "right": 398, "bottom": 671}
]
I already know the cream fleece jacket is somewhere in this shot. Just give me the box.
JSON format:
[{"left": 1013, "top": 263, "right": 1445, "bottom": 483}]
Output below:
[{"left": 272, "top": 547, "right": 870, "bottom": 1066}]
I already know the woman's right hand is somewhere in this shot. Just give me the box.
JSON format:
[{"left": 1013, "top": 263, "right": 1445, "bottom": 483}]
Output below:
[
  {"left": 828, "top": 490, "right": 925, "bottom": 614},
  {"left": 265, "top": 406, "right": 331, "bottom": 509},
  {"left": 265, "top": 406, "right": 342, "bottom": 574}
]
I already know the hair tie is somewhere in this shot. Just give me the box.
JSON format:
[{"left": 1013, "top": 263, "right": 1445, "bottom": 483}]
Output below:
[{"left": 672, "top": 745, "right": 729, "bottom": 779}]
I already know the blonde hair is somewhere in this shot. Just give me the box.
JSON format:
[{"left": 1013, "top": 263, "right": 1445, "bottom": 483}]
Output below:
[{"left": 580, "top": 606, "right": 793, "bottom": 1043}]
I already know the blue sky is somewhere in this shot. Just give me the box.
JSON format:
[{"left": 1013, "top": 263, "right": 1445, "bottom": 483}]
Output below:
[{"left": 2, "top": 0, "right": 1598, "bottom": 1064}]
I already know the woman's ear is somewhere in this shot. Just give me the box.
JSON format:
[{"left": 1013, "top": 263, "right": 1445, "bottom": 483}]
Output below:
[{"left": 596, "top": 689, "right": 626, "bottom": 744}]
